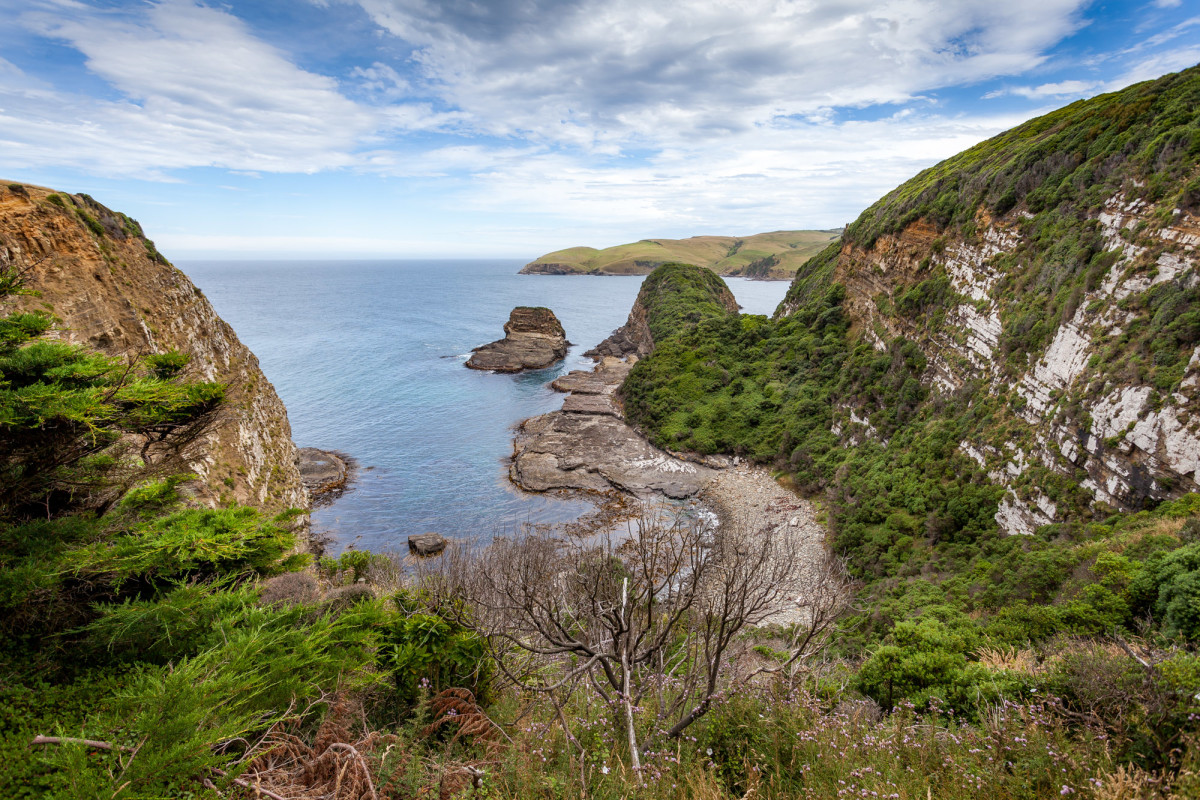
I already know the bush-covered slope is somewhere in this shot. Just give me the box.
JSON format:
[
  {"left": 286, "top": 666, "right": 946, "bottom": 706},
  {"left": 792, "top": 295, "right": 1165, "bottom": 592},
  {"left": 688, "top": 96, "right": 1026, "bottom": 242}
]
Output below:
[
  {"left": 778, "top": 65, "right": 1200, "bottom": 533},
  {"left": 618, "top": 66, "right": 1200, "bottom": 785}
]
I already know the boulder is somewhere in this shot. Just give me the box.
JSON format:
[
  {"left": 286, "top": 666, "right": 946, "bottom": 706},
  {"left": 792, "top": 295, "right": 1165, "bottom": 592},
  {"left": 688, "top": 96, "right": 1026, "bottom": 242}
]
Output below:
[
  {"left": 466, "top": 307, "right": 569, "bottom": 372},
  {"left": 408, "top": 532, "right": 448, "bottom": 557}
]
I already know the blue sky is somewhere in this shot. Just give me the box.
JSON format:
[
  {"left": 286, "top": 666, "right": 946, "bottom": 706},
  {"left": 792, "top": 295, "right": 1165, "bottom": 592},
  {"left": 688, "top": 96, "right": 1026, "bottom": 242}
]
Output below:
[{"left": 0, "top": 0, "right": 1197, "bottom": 259}]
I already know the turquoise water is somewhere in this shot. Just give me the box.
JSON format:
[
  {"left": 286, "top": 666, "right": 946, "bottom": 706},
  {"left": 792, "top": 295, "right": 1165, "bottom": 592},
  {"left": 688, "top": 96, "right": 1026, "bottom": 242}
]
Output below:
[{"left": 181, "top": 260, "right": 789, "bottom": 554}]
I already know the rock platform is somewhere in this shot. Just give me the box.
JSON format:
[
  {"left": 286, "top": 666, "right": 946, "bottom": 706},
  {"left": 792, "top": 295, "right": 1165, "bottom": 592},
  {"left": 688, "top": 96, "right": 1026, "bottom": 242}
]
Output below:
[{"left": 510, "top": 356, "right": 713, "bottom": 499}]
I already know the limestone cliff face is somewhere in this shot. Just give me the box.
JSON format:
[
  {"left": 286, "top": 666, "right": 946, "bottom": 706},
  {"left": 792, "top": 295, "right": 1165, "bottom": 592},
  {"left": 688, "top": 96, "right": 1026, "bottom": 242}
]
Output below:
[
  {"left": 0, "top": 182, "right": 307, "bottom": 513},
  {"left": 786, "top": 202, "right": 1198, "bottom": 534},
  {"left": 778, "top": 67, "right": 1200, "bottom": 534}
]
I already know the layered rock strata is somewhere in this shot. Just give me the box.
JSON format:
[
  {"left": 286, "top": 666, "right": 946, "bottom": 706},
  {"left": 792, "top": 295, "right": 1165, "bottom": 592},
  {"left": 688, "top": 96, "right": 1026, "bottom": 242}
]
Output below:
[
  {"left": 791, "top": 198, "right": 1198, "bottom": 534},
  {"left": 466, "top": 306, "right": 569, "bottom": 372},
  {"left": 511, "top": 356, "right": 714, "bottom": 499},
  {"left": 0, "top": 182, "right": 306, "bottom": 512}
]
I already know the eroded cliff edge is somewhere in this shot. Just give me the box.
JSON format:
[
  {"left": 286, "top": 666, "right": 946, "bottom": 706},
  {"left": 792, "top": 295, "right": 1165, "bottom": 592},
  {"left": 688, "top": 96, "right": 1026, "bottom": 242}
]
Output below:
[
  {"left": 0, "top": 183, "right": 307, "bottom": 513},
  {"left": 778, "top": 66, "right": 1200, "bottom": 533}
]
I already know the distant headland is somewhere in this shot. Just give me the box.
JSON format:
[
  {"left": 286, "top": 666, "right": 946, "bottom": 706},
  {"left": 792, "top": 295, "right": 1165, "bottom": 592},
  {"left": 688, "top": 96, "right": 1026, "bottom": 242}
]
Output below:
[{"left": 519, "top": 228, "right": 841, "bottom": 279}]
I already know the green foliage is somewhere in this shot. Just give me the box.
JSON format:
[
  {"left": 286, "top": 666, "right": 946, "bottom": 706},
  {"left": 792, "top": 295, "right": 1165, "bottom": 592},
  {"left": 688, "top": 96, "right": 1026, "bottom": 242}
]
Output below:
[
  {"left": 68, "top": 505, "right": 301, "bottom": 586},
  {"left": 37, "top": 607, "right": 384, "bottom": 798},
  {"left": 0, "top": 266, "right": 225, "bottom": 515},
  {"left": 383, "top": 592, "right": 492, "bottom": 706},
  {"left": 1135, "top": 542, "right": 1200, "bottom": 641},
  {"left": 635, "top": 262, "right": 738, "bottom": 343},
  {"left": 143, "top": 349, "right": 190, "bottom": 379}
]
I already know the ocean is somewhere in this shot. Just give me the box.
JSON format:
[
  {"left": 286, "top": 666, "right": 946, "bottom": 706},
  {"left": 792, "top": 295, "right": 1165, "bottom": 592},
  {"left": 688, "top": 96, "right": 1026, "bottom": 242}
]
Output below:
[{"left": 180, "top": 260, "right": 790, "bottom": 555}]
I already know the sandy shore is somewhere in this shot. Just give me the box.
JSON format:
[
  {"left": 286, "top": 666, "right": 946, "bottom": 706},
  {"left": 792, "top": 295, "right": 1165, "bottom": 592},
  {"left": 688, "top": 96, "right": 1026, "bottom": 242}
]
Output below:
[{"left": 509, "top": 355, "right": 829, "bottom": 626}]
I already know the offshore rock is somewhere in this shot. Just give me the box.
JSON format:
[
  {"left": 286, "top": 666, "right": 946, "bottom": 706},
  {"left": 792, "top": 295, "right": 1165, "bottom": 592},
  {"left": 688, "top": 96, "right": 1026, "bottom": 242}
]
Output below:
[
  {"left": 466, "top": 306, "right": 569, "bottom": 372},
  {"left": 408, "top": 533, "right": 448, "bottom": 557},
  {"left": 298, "top": 448, "right": 354, "bottom": 507}
]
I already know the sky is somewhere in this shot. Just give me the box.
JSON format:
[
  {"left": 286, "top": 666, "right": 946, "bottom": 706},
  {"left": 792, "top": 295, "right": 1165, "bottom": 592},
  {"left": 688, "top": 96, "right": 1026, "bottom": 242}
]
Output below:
[{"left": 0, "top": 1, "right": 1197, "bottom": 260}]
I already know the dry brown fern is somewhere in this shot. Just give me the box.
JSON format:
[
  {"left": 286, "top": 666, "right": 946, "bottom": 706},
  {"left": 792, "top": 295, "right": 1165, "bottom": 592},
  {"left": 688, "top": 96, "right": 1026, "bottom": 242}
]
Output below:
[
  {"left": 422, "top": 688, "right": 495, "bottom": 745},
  {"left": 234, "top": 695, "right": 395, "bottom": 800}
]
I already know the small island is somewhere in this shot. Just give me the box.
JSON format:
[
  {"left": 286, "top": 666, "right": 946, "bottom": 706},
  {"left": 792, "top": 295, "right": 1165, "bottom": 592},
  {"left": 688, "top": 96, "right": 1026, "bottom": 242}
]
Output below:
[{"left": 465, "top": 306, "right": 570, "bottom": 372}]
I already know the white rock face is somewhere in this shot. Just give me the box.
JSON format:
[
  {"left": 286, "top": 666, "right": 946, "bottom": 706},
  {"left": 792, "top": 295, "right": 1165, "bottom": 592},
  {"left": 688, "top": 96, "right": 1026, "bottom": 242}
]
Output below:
[{"left": 823, "top": 194, "right": 1198, "bottom": 535}]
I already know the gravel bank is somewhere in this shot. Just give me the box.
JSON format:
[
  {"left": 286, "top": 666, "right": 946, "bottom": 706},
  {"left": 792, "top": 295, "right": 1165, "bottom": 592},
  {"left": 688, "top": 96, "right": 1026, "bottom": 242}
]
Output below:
[{"left": 699, "top": 465, "right": 827, "bottom": 626}]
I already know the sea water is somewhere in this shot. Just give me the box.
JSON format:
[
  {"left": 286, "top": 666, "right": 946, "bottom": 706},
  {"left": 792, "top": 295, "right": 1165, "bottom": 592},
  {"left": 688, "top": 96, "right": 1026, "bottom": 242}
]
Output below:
[{"left": 181, "top": 260, "right": 790, "bottom": 554}]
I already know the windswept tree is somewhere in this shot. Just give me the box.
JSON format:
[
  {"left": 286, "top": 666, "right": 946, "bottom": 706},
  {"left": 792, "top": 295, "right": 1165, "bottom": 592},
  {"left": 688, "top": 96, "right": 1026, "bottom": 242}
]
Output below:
[
  {"left": 0, "top": 262, "right": 225, "bottom": 519},
  {"left": 430, "top": 507, "right": 851, "bottom": 769}
]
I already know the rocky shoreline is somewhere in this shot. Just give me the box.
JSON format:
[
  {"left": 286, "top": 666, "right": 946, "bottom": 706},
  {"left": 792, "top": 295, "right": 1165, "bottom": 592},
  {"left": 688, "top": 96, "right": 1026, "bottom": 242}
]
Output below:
[
  {"left": 510, "top": 350, "right": 823, "bottom": 537},
  {"left": 298, "top": 448, "right": 357, "bottom": 508},
  {"left": 508, "top": 352, "right": 826, "bottom": 625},
  {"left": 510, "top": 356, "right": 716, "bottom": 499}
]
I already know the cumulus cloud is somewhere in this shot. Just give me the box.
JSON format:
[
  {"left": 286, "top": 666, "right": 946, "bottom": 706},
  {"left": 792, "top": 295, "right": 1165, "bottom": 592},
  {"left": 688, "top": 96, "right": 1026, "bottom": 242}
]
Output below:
[
  {"left": 983, "top": 79, "right": 1101, "bottom": 99},
  {"left": 1, "top": 0, "right": 396, "bottom": 176},
  {"left": 430, "top": 109, "right": 1036, "bottom": 236},
  {"left": 346, "top": 0, "right": 1090, "bottom": 147}
]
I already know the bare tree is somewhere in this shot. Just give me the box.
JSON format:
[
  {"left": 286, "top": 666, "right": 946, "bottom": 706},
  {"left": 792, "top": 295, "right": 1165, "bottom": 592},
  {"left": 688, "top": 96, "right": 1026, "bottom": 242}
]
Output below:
[{"left": 429, "top": 505, "right": 844, "bottom": 769}]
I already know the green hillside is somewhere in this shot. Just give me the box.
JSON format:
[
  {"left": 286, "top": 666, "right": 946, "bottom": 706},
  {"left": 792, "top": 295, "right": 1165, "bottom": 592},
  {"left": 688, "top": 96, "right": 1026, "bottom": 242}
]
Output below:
[
  {"left": 619, "top": 65, "right": 1200, "bottom": 792},
  {"left": 521, "top": 228, "right": 840, "bottom": 279}
]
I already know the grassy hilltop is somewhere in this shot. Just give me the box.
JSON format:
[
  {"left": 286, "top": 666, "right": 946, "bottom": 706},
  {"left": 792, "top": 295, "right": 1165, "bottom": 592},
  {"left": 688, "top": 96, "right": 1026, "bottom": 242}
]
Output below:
[{"left": 521, "top": 228, "right": 841, "bottom": 279}]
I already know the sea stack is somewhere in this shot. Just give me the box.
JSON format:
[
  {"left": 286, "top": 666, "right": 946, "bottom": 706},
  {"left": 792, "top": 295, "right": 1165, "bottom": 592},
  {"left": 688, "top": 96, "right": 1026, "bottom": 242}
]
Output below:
[{"left": 466, "top": 306, "right": 569, "bottom": 372}]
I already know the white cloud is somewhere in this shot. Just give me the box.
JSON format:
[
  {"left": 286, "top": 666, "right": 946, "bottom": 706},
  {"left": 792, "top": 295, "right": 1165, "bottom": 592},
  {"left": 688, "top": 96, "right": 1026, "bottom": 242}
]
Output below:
[
  {"left": 983, "top": 79, "right": 1101, "bottom": 99},
  {"left": 347, "top": 0, "right": 1090, "bottom": 147},
  {"left": 433, "top": 109, "right": 1037, "bottom": 235},
  {"left": 351, "top": 62, "right": 411, "bottom": 100},
  {"left": 1112, "top": 47, "right": 1200, "bottom": 86},
  {"left": 1, "top": 0, "right": 410, "bottom": 176}
]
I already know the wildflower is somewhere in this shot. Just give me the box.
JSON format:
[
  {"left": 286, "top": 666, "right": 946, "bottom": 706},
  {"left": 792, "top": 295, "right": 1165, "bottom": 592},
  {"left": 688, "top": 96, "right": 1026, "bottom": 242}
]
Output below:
[
  {"left": 600, "top": 765, "right": 609, "bottom": 775},
  {"left": 1060, "top": 786, "right": 1074, "bottom": 795}
]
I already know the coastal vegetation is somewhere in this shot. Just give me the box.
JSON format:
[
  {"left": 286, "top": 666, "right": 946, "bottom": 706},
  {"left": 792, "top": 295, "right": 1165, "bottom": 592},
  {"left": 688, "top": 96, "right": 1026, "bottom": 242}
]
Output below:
[
  {"left": 615, "top": 65, "right": 1200, "bottom": 794},
  {"left": 4, "top": 68, "right": 1200, "bottom": 800}
]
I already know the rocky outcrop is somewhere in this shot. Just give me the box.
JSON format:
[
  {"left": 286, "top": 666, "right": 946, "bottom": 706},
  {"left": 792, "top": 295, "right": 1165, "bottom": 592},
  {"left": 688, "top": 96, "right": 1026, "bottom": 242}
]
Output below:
[
  {"left": 586, "top": 263, "right": 739, "bottom": 359},
  {"left": 466, "top": 306, "right": 569, "bottom": 372},
  {"left": 0, "top": 182, "right": 306, "bottom": 513},
  {"left": 519, "top": 262, "right": 579, "bottom": 276},
  {"left": 408, "top": 533, "right": 448, "bottom": 556},
  {"left": 585, "top": 295, "right": 654, "bottom": 359},
  {"left": 793, "top": 198, "right": 1198, "bottom": 534},
  {"left": 298, "top": 448, "right": 354, "bottom": 507},
  {"left": 511, "top": 356, "right": 714, "bottom": 499}
]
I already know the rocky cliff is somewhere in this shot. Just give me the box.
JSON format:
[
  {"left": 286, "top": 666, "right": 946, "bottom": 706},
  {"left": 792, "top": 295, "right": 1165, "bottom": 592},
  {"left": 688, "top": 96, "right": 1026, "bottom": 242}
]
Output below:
[
  {"left": 780, "top": 66, "right": 1200, "bottom": 533},
  {"left": 588, "top": 262, "right": 739, "bottom": 359},
  {"left": 0, "top": 182, "right": 307, "bottom": 513}
]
